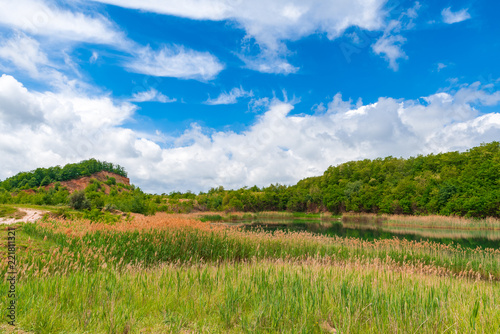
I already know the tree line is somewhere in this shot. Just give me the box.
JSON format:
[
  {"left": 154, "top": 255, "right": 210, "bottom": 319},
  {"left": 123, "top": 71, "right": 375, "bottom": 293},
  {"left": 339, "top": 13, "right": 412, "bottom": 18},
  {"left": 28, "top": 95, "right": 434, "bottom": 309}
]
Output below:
[
  {"left": 0, "top": 143, "right": 499, "bottom": 218},
  {"left": 163, "top": 142, "right": 500, "bottom": 218}
]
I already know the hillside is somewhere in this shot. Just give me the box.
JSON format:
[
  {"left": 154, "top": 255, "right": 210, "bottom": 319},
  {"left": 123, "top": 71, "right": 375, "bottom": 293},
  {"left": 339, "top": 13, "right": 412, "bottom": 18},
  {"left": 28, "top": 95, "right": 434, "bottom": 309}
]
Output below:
[
  {"left": 0, "top": 159, "right": 153, "bottom": 216},
  {"left": 0, "top": 158, "right": 127, "bottom": 192}
]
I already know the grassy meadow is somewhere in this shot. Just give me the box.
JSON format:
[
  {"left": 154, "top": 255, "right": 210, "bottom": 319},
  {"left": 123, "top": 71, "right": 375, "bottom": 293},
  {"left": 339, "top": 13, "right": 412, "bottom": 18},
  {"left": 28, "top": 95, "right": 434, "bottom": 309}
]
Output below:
[{"left": 1, "top": 212, "right": 500, "bottom": 333}]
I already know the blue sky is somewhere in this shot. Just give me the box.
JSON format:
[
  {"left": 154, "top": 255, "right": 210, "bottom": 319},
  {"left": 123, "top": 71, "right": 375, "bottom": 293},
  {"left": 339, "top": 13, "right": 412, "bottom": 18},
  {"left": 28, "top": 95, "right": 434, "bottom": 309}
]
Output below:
[{"left": 0, "top": 0, "right": 499, "bottom": 193}]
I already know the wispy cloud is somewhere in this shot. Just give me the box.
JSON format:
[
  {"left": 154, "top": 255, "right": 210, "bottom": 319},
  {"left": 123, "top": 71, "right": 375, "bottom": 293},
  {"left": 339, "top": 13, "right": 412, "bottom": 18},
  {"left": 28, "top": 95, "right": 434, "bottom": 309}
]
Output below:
[
  {"left": 205, "top": 87, "right": 253, "bottom": 105},
  {"left": 127, "top": 45, "right": 224, "bottom": 81},
  {"left": 372, "top": 32, "right": 407, "bottom": 71},
  {"left": 371, "top": 2, "right": 420, "bottom": 71},
  {"left": 130, "top": 88, "right": 176, "bottom": 103},
  {"left": 442, "top": 7, "right": 471, "bottom": 24},
  {"left": 0, "top": 33, "right": 50, "bottom": 77},
  {"left": 372, "top": 21, "right": 408, "bottom": 71},
  {"left": 436, "top": 63, "right": 447, "bottom": 72},
  {"left": 0, "top": 0, "right": 128, "bottom": 47},
  {"left": 89, "top": 51, "right": 99, "bottom": 64},
  {"left": 0, "top": 0, "right": 225, "bottom": 88}
]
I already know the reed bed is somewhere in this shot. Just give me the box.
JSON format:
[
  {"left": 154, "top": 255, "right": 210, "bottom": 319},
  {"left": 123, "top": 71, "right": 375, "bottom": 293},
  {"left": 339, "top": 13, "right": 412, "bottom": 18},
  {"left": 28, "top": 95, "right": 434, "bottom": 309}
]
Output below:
[
  {"left": 382, "top": 225, "right": 500, "bottom": 241},
  {"left": 2, "top": 259, "right": 499, "bottom": 333},
  {"left": 387, "top": 214, "right": 500, "bottom": 230},
  {"left": 6, "top": 218, "right": 500, "bottom": 281},
  {"left": 343, "top": 213, "right": 500, "bottom": 230}
]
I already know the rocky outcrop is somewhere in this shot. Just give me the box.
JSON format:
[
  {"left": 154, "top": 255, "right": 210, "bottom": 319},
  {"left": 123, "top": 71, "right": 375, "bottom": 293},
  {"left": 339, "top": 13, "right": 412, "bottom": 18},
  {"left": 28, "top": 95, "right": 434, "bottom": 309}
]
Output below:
[{"left": 46, "top": 171, "right": 130, "bottom": 193}]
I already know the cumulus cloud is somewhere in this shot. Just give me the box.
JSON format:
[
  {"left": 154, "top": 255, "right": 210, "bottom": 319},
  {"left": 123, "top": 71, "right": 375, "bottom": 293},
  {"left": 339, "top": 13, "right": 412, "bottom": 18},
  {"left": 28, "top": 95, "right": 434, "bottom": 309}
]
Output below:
[
  {"left": 205, "top": 87, "right": 253, "bottom": 105},
  {"left": 93, "top": 0, "right": 388, "bottom": 73},
  {"left": 129, "top": 88, "right": 176, "bottom": 103},
  {"left": 442, "top": 7, "right": 471, "bottom": 24},
  {"left": 0, "top": 74, "right": 137, "bottom": 173},
  {"left": 2, "top": 74, "right": 500, "bottom": 194},
  {"left": 127, "top": 45, "right": 224, "bottom": 81}
]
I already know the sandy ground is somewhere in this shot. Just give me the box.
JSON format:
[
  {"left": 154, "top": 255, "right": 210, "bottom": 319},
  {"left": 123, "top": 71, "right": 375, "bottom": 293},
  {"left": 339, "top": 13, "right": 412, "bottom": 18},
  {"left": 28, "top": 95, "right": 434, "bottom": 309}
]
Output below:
[{"left": 0, "top": 208, "right": 46, "bottom": 225}]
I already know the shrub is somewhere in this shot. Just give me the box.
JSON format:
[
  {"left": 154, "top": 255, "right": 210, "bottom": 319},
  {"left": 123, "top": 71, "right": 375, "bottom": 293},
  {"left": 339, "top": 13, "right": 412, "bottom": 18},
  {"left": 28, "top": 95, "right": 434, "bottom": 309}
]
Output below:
[
  {"left": 69, "top": 190, "right": 91, "bottom": 210},
  {"left": 105, "top": 177, "right": 116, "bottom": 186}
]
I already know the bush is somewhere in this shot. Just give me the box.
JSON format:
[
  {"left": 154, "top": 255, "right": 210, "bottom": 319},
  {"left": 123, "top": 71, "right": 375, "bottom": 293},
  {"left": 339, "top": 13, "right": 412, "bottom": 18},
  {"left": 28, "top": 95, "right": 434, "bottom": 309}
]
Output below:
[
  {"left": 69, "top": 191, "right": 91, "bottom": 210},
  {"left": 83, "top": 208, "right": 120, "bottom": 224},
  {"left": 105, "top": 177, "right": 116, "bottom": 186}
]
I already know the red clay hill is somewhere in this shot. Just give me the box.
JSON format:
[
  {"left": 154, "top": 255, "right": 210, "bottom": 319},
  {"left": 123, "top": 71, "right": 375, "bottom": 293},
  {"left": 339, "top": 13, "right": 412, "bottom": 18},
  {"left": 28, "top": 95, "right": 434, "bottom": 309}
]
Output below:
[{"left": 46, "top": 171, "right": 130, "bottom": 194}]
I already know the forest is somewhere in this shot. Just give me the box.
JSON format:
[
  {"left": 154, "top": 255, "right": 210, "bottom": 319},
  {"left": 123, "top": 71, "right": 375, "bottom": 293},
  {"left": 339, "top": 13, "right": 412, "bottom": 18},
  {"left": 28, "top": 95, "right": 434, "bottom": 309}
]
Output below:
[
  {"left": 166, "top": 141, "right": 500, "bottom": 218},
  {"left": 0, "top": 142, "right": 499, "bottom": 218}
]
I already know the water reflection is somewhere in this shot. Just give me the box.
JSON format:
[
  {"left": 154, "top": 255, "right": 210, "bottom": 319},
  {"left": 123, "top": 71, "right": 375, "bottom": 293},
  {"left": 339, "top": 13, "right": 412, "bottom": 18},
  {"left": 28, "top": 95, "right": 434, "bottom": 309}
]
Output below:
[{"left": 234, "top": 219, "right": 500, "bottom": 250}]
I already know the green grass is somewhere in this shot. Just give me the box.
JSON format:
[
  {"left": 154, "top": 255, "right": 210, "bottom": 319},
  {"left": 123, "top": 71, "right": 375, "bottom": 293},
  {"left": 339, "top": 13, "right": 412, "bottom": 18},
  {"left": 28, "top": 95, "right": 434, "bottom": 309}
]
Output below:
[
  {"left": 0, "top": 223, "right": 58, "bottom": 254},
  {"left": 2, "top": 260, "right": 500, "bottom": 333},
  {"left": 199, "top": 214, "right": 225, "bottom": 222},
  {"left": 0, "top": 205, "right": 18, "bottom": 218},
  {"left": 1, "top": 203, "right": 67, "bottom": 212},
  {"left": 199, "top": 213, "right": 258, "bottom": 222}
]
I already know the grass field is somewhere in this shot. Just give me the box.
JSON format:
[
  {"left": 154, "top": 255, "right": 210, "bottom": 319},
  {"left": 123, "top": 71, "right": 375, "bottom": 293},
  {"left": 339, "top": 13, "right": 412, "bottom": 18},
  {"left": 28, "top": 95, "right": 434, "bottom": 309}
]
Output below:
[
  {"left": 0, "top": 206, "right": 25, "bottom": 220},
  {"left": 1, "top": 212, "right": 500, "bottom": 333}
]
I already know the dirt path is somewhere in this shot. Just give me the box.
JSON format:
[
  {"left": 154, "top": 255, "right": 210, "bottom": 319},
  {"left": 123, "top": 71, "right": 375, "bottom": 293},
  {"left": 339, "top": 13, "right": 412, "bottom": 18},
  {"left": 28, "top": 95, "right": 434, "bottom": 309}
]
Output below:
[{"left": 0, "top": 208, "right": 46, "bottom": 225}]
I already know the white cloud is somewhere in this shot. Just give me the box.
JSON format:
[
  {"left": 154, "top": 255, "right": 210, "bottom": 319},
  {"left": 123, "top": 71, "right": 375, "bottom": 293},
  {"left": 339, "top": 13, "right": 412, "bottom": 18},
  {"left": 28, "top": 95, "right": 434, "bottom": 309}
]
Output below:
[
  {"left": 92, "top": 0, "right": 386, "bottom": 42},
  {"left": 93, "top": 0, "right": 388, "bottom": 72},
  {"left": 0, "top": 33, "right": 50, "bottom": 77},
  {"left": 436, "top": 63, "right": 447, "bottom": 72},
  {"left": 130, "top": 88, "right": 176, "bottom": 103},
  {"left": 0, "top": 74, "right": 137, "bottom": 178},
  {"left": 0, "top": 0, "right": 127, "bottom": 47},
  {"left": 372, "top": 32, "right": 407, "bottom": 71},
  {"left": 371, "top": 1, "right": 421, "bottom": 71},
  {"left": 0, "top": 0, "right": 223, "bottom": 86},
  {"left": 89, "top": 51, "right": 99, "bottom": 64},
  {"left": 0, "top": 1, "right": 134, "bottom": 90},
  {"left": 239, "top": 52, "right": 299, "bottom": 75},
  {"left": 127, "top": 45, "right": 224, "bottom": 81},
  {"left": 205, "top": 87, "right": 253, "bottom": 105},
  {"left": 0, "top": 33, "right": 79, "bottom": 89},
  {"left": 442, "top": 7, "right": 471, "bottom": 24},
  {"left": 2, "top": 74, "right": 500, "bottom": 194}
]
